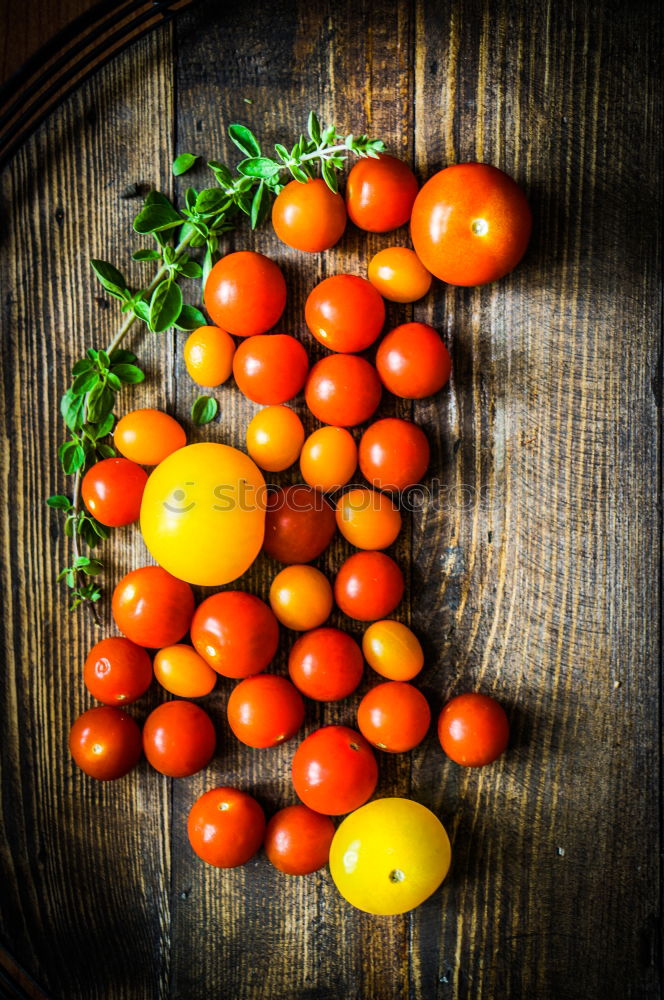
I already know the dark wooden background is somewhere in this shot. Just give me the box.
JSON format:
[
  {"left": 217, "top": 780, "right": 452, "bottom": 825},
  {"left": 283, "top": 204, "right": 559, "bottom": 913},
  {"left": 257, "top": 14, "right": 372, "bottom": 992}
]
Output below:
[{"left": 0, "top": 1, "right": 661, "bottom": 998}]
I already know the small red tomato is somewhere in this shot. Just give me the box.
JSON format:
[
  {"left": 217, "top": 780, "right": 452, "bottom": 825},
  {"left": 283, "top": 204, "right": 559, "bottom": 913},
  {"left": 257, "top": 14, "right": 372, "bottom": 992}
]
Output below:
[
  {"left": 263, "top": 485, "right": 336, "bottom": 564},
  {"left": 291, "top": 725, "right": 378, "bottom": 815},
  {"left": 142, "top": 700, "right": 216, "bottom": 777},
  {"left": 232, "top": 334, "right": 309, "bottom": 405},
  {"left": 272, "top": 178, "right": 347, "bottom": 252},
  {"left": 81, "top": 457, "right": 148, "bottom": 527},
  {"left": 334, "top": 551, "right": 404, "bottom": 622},
  {"left": 305, "top": 355, "right": 382, "bottom": 427},
  {"left": 346, "top": 154, "right": 419, "bottom": 232},
  {"left": 288, "top": 627, "right": 364, "bottom": 702},
  {"left": 112, "top": 567, "right": 195, "bottom": 649},
  {"left": 357, "top": 681, "right": 431, "bottom": 752},
  {"left": 359, "top": 418, "right": 430, "bottom": 493},
  {"left": 114, "top": 409, "right": 187, "bottom": 466},
  {"left": 83, "top": 637, "right": 153, "bottom": 705},
  {"left": 69, "top": 706, "right": 142, "bottom": 780},
  {"left": 264, "top": 804, "right": 335, "bottom": 875},
  {"left": 204, "top": 251, "right": 287, "bottom": 337},
  {"left": 227, "top": 674, "right": 305, "bottom": 748},
  {"left": 410, "top": 163, "right": 532, "bottom": 286},
  {"left": 188, "top": 787, "right": 266, "bottom": 868},
  {"left": 190, "top": 591, "right": 279, "bottom": 678},
  {"left": 376, "top": 322, "right": 451, "bottom": 399},
  {"left": 305, "top": 275, "right": 385, "bottom": 353},
  {"left": 437, "top": 693, "right": 510, "bottom": 766}
]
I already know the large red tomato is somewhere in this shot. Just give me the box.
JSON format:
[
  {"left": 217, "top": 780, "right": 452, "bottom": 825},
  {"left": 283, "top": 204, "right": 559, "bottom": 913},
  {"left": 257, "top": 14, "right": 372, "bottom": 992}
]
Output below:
[
  {"left": 291, "top": 725, "right": 378, "bottom": 815},
  {"left": 232, "top": 335, "right": 309, "bottom": 404},
  {"left": 83, "top": 637, "right": 153, "bottom": 705},
  {"left": 190, "top": 591, "right": 279, "bottom": 678},
  {"left": 263, "top": 485, "right": 336, "bottom": 564},
  {"left": 410, "top": 163, "right": 532, "bottom": 286},
  {"left": 272, "top": 178, "right": 346, "bottom": 252},
  {"left": 375, "top": 322, "right": 451, "bottom": 399},
  {"left": 204, "top": 251, "right": 287, "bottom": 336}
]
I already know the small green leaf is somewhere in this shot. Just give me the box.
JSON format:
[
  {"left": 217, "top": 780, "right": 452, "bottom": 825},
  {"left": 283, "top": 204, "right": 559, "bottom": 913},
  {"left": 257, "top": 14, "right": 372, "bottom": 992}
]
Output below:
[
  {"left": 46, "top": 495, "right": 72, "bottom": 510},
  {"left": 195, "top": 188, "right": 229, "bottom": 216},
  {"left": 228, "top": 124, "right": 261, "bottom": 158},
  {"left": 191, "top": 395, "right": 218, "bottom": 426},
  {"left": 250, "top": 180, "right": 270, "bottom": 229},
  {"left": 202, "top": 247, "right": 220, "bottom": 289},
  {"left": 178, "top": 260, "right": 203, "bottom": 279},
  {"left": 96, "top": 413, "right": 115, "bottom": 437},
  {"left": 87, "top": 517, "right": 110, "bottom": 540},
  {"left": 149, "top": 280, "right": 183, "bottom": 333},
  {"left": 60, "top": 390, "right": 85, "bottom": 431},
  {"left": 111, "top": 363, "right": 145, "bottom": 384},
  {"left": 133, "top": 203, "right": 182, "bottom": 235},
  {"left": 87, "top": 385, "right": 115, "bottom": 424},
  {"left": 175, "top": 304, "right": 207, "bottom": 331},
  {"left": 307, "top": 111, "right": 322, "bottom": 145},
  {"left": 185, "top": 187, "right": 197, "bottom": 212},
  {"left": 71, "top": 371, "right": 99, "bottom": 396},
  {"left": 72, "top": 359, "right": 93, "bottom": 376},
  {"left": 59, "top": 441, "right": 86, "bottom": 474},
  {"left": 82, "top": 559, "right": 104, "bottom": 576},
  {"left": 73, "top": 556, "right": 91, "bottom": 569},
  {"left": 173, "top": 153, "right": 199, "bottom": 176},
  {"left": 109, "top": 348, "right": 137, "bottom": 365},
  {"left": 145, "top": 190, "right": 173, "bottom": 207},
  {"left": 106, "top": 372, "right": 122, "bottom": 391},
  {"left": 321, "top": 124, "right": 337, "bottom": 144},
  {"left": 288, "top": 163, "right": 309, "bottom": 184},
  {"left": 321, "top": 159, "right": 339, "bottom": 193},
  {"left": 274, "top": 143, "right": 290, "bottom": 162},
  {"left": 133, "top": 299, "right": 151, "bottom": 324},
  {"left": 132, "top": 248, "right": 161, "bottom": 261},
  {"left": 236, "top": 157, "right": 279, "bottom": 179},
  {"left": 208, "top": 160, "right": 233, "bottom": 187},
  {"left": 90, "top": 259, "right": 127, "bottom": 298},
  {"left": 97, "top": 443, "right": 116, "bottom": 459}
]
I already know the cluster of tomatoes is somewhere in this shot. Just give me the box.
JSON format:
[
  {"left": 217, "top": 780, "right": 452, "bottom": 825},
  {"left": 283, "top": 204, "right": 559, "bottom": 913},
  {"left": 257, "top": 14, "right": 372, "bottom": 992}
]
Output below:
[{"left": 70, "top": 151, "right": 531, "bottom": 914}]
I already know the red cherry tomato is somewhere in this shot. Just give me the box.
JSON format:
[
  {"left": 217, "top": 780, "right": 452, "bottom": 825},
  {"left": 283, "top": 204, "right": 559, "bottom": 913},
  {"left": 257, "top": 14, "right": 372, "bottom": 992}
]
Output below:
[
  {"left": 437, "top": 693, "right": 510, "bottom": 766},
  {"left": 357, "top": 681, "right": 431, "bottom": 752},
  {"left": 190, "top": 591, "right": 279, "bottom": 678},
  {"left": 359, "top": 418, "right": 430, "bottom": 492},
  {"left": 69, "top": 706, "right": 142, "bottom": 780},
  {"left": 305, "top": 275, "right": 385, "bottom": 353},
  {"left": 367, "top": 247, "right": 432, "bottom": 303},
  {"left": 188, "top": 787, "right": 265, "bottom": 868},
  {"left": 305, "top": 355, "right": 381, "bottom": 427},
  {"left": 112, "top": 567, "right": 195, "bottom": 648},
  {"left": 204, "top": 251, "right": 287, "bottom": 336},
  {"left": 264, "top": 805, "right": 335, "bottom": 875},
  {"left": 83, "top": 637, "right": 153, "bottom": 705},
  {"left": 227, "top": 674, "right": 305, "bottom": 748},
  {"left": 410, "top": 163, "right": 532, "bottom": 286},
  {"left": 272, "top": 178, "right": 347, "bottom": 252},
  {"left": 345, "top": 154, "right": 419, "bottom": 232},
  {"left": 114, "top": 409, "right": 187, "bottom": 466},
  {"left": 263, "top": 485, "right": 336, "bottom": 564},
  {"left": 288, "top": 627, "right": 364, "bottom": 702},
  {"left": 232, "top": 334, "right": 309, "bottom": 405},
  {"left": 291, "top": 725, "right": 378, "bottom": 815},
  {"left": 142, "top": 700, "right": 216, "bottom": 777},
  {"left": 334, "top": 551, "right": 404, "bottom": 622},
  {"left": 81, "top": 457, "right": 148, "bottom": 527},
  {"left": 376, "top": 322, "right": 451, "bottom": 399}
]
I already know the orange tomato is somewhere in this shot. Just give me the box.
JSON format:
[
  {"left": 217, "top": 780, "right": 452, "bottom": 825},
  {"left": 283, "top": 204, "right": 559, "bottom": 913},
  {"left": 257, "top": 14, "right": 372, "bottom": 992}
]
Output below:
[
  {"left": 114, "top": 409, "right": 187, "bottom": 465},
  {"left": 305, "top": 275, "right": 385, "bottom": 353},
  {"left": 367, "top": 247, "right": 432, "bottom": 303},
  {"left": 299, "top": 426, "right": 358, "bottom": 491},
  {"left": 345, "top": 154, "right": 419, "bottom": 232},
  {"left": 305, "top": 355, "right": 382, "bottom": 427},
  {"left": 183, "top": 325, "right": 235, "bottom": 388},
  {"left": 362, "top": 620, "right": 424, "bottom": 681},
  {"left": 245, "top": 405, "right": 305, "bottom": 472},
  {"left": 204, "top": 251, "right": 286, "bottom": 337},
  {"left": 269, "top": 565, "right": 333, "bottom": 631},
  {"left": 357, "top": 681, "right": 431, "bottom": 752},
  {"left": 359, "top": 418, "right": 430, "bottom": 493},
  {"left": 375, "top": 322, "right": 451, "bottom": 399},
  {"left": 410, "top": 163, "right": 532, "bottom": 286},
  {"left": 334, "top": 552, "right": 404, "bottom": 622},
  {"left": 272, "top": 178, "right": 347, "bottom": 252},
  {"left": 153, "top": 644, "right": 217, "bottom": 698},
  {"left": 335, "top": 487, "right": 402, "bottom": 550},
  {"left": 226, "top": 674, "right": 305, "bottom": 748}
]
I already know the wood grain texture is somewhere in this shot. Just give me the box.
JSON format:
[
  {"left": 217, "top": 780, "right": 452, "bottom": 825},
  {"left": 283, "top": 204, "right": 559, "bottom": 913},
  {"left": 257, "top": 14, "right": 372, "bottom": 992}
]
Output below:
[{"left": 0, "top": 0, "right": 662, "bottom": 998}]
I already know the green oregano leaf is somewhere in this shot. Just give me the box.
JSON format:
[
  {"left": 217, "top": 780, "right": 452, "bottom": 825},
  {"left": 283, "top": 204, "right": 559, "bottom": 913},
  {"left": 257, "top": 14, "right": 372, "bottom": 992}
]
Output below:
[
  {"left": 250, "top": 180, "right": 270, "bottom": 229},
  {"left": 307, "top": 111, "right": 322, "bottom": 145},
  {"left": 172, "top": 153, "right": 199, "bottom": 176},
  {"left": 132, "top": 248, "right": 162, "bottom": 261},
  {"left": 111, "top": 363, "right": 145, "bottom": 385},
  {"left": 175, "top": 304, "right": 207, "bottom": 331},
  {"left": 191, "top": 395, "right": 218, "bottom": 426},
  {"left": 46, "top": 495, "right": 72, "bottom": 510},
  {"left": 236, "top": 157, "right": 279, "bottom": 179},
  {"left": 133, "top": 203, "right": 182, "bottom": 235},
  {"left": 90, "top": 259, "right": 127, "bottom": 297},
  {"left": 228, "top": 124, "right": 261, "bottom": 158},
  {"left": 149, "top": 280, "right": 183, "bottom": 333}
]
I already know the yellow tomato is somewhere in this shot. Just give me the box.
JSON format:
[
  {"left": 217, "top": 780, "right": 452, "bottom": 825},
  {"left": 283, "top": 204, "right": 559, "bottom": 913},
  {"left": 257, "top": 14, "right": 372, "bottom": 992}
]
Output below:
[
  {"left": 184, "top": 326, "right": 235, "bottom": 387},
  {"left": 362, "top": 620, "right": 424, "bottom": 681},
  {"left": 299, "top": 426, "right": 357, "bottom": 491},
  {"left": 140, "top": 442, "right": 265, "bottom": 586},
  {"left": 368, "top": 247, "right": 432, "bottom": 303},
  {"left": 329, "top": 797, "right": 451, "bottom": 915},
  {"left": 269, "top": 565, "right": 333, "bottom": 631},
  {"left": 246, "top": 405, "right": 305, "bottom": 472},
  {"left": 335, "top": 487, "right": 402, "bottom": 550},
  {"left": 153, "top": 644, "right": 217, "bottom": 698}
]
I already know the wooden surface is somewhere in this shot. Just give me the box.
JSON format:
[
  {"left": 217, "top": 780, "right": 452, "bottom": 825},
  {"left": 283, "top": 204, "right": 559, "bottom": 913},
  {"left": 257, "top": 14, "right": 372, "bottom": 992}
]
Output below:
[{"left": 0, "top": 1, "right": 661, "bottom": 998}]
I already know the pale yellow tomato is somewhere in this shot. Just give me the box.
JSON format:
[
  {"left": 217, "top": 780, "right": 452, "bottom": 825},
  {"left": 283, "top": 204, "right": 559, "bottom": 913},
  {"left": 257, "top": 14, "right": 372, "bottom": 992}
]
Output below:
[
  {"left": 329, "top": 797, "right": 451, "bottom": 915},
  {"left": 362, "top": 620, "right": 424, "bottom": 681},
  {"left": 246, "top": 405, "right": 305, "bottom": 472},
  {"left": 140, "top": 442, "right": 265, "bottom": 586}
]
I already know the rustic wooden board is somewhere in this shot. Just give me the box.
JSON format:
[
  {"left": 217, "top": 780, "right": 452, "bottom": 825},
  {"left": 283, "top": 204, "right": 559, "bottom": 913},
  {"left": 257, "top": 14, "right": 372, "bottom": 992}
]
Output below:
[{"left": 0, "top": 1, "right": 661, "bottom": 998}]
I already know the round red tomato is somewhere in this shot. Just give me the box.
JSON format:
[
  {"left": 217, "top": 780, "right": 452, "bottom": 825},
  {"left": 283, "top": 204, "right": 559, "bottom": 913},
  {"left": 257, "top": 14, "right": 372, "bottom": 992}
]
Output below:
[
  {"left": 437, "top": 693, "right": 509, "bottom": 766},
  {"left": 232, "top": 334, "right": 309, "bottom": 405},
  {"left": 263, "top": 485, "right": 336, "bottom": 564},
  {"left": 272, "top": 178, "right": 347, "bottom": 252},
  {"left": 264, "top": 805, "right": 335, "bottom": 875},
  {"left": 410, "top": 163, "right": 532, "bottom": 286},
  {"left": 305, "top": 275, "right": 385, "bottom": 353},
  {"left": 81, "top": 457, "right": 147, "bottom": 528},
  {"left": 345, "top": 154, "right": 419, "bottom": 232},
  {"left": 112, "top": 567, "right": 195, "bottom": 648},
  {"left": 359, "top": 418, "right": 430, "bottom": 492},
  {"left": 288, "top": 627, "right": 364, "bottom": 702},
  {"left": 69, "top": 706, "right": 142, "bottom": 780},
  {"left": 291, "top": 725, "right": 378, "bottom": 815},
  {"left": 142, "top": 700, "right": 216, "bottom": 777},
  {"left": 334, "top": 551, "right": 404, "bottom": 622},
  {"left": 227, "top": 674, "right": 305, "bottom": 748},
  {"left": 188, "top": 787, "right": 265, "bottom": 868},
  {"left": 376, "top": 322, "right": 451, "bottom": 399},
  {"left": 305, "top": 355, "right": 381, "bottom": 427},
  {"left": 357, "top": 681, "right": 431, "bottom": 752},
  {"left": 190, "top": 591, "right": 279, "bottom": 678},
  {"left": 83, "top": 636, "right": 153, "bottom": 705},
  {"left": 204, "top": 251, "right": 287, "bottom": 336}
]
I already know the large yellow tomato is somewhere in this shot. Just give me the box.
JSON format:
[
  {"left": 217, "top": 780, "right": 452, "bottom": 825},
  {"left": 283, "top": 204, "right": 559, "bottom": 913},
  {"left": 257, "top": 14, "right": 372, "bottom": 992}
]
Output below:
[
  {"left": 329, "top": 798, "right": 451, "bottom": 915},
  {"left": 140, "top": 442, "right": 266, "bottom": 586}
]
